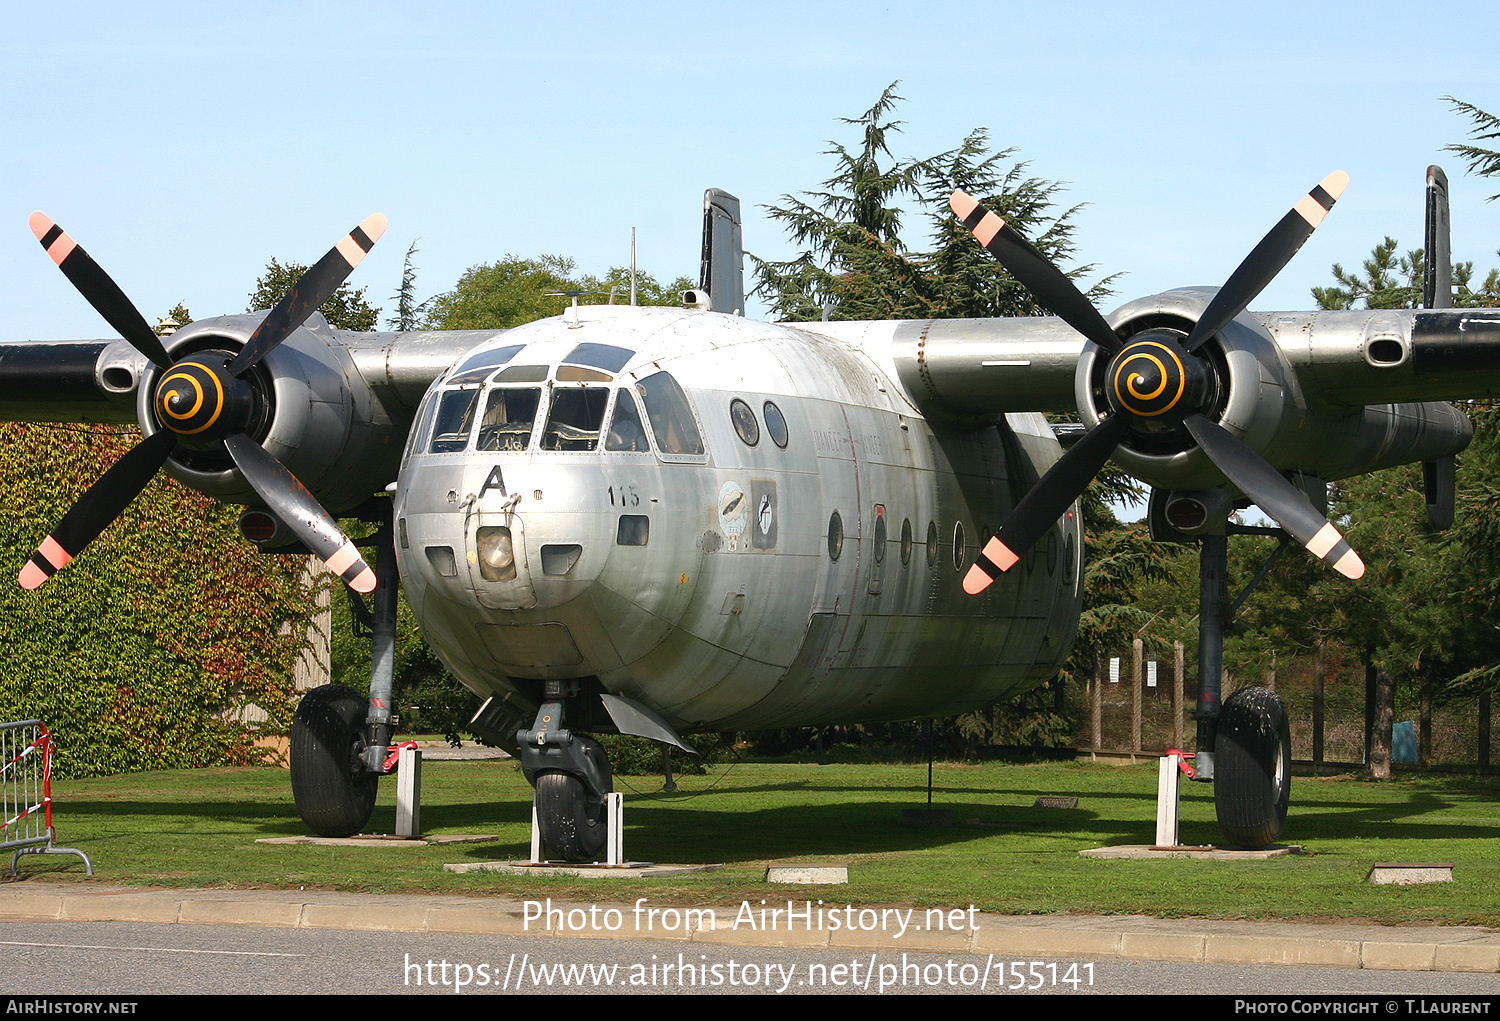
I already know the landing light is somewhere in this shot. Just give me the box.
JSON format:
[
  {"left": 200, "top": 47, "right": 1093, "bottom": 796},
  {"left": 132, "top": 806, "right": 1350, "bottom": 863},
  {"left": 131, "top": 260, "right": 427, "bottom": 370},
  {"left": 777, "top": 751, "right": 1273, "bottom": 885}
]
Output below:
[{"left": 477, "top": 526, "right": 517, "bottom": 581}]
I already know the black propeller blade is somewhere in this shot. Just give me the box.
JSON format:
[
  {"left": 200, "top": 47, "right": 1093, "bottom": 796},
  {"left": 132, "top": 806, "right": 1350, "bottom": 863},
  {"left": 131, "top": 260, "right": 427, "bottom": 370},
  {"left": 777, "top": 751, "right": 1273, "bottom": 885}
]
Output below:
[
  {"left": 963, "top": 414, "right": 1129, "bottom": 594},
  {"left": 952, "top": 174, "right": 1359, "bottom": 592},
  {"left": 224, "top": 436, "right": 376, "bottom": 591},
  {"left": 1183, "top": 171, "right": 1348, "bottom": 353},
  {"left": 228, "top": 214, "right": 387, "bottom": 377},
  {"left": 18, "top": 429, "right": 176, "bottom": 590},
  {"left": 19, "top": 213, "right": 384, "bottom": 593},
  {"left": 28, "top": 213, "right": 174, "bottom": 369},
  {"left": 949, "top": 191, "right": 1122, "bottom": 355},
  {"left": 1182, "top": 414, "right": 1363, "bottom": 579}
]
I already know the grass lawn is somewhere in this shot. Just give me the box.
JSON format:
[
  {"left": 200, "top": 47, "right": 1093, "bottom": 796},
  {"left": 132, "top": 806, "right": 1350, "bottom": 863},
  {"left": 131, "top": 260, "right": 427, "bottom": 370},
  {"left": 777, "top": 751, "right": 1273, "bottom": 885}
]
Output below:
[{"left": 15, "top": 757, "right": 1500, "bottom": 927}]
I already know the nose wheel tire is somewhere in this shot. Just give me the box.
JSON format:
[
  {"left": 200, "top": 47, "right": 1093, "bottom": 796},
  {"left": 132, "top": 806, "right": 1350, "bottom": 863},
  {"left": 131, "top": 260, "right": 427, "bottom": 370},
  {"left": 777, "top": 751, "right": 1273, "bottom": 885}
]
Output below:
[
  {"left": 290, "top": 684, "right": 378, "bottom": 838},
  {"left": 535, "top": 737, "right": 612, "bottom": 862},
  {"left": 1214, "top": 687, "right": 1291, "bottom": 849}
]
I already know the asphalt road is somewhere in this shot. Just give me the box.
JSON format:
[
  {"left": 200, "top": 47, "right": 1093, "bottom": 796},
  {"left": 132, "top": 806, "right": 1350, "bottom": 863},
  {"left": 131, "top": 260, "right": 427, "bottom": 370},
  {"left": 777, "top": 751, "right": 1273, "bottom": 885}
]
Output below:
[
  {"left": 5, "top": 918, "right": 1500, "bottom": 997},
  {"left": 3, "top": 885, "right": 1500, "bottom": 999}
]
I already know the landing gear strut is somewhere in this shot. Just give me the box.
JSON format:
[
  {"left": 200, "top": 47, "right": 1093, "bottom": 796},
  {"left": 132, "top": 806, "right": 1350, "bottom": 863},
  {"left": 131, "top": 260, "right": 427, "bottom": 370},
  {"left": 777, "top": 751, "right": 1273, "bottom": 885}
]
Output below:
[
  {"left": 290, "top": 514, "right": 397, "bottom": 837},
  {"left": 1189, "top": 522, "right": 1294, "bottom": 848},
  {"left": 518, "top": 687, "right": 614, "bottom": 862}
]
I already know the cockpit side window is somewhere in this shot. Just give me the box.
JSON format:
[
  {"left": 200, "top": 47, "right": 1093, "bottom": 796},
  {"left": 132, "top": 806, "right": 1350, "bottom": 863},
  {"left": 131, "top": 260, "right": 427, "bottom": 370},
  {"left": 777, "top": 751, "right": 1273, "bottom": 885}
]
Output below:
[
  {"left": 428, "top": 389, "right": 481, "bottom": 453},
  {"left": 605, "top": 389, "right": 650, "bottom": 452},
  {"left": 476, "top": 388, "right": 541, "bottom": 451},
  {"left": 543, "top": 388, "right": 609, "bottom": 451},
  {"left": 636, "top": 371, "right": 704, "bottom": 456},
  {"left": 403, "top": 388, "right": 440, "bottom": 466}
]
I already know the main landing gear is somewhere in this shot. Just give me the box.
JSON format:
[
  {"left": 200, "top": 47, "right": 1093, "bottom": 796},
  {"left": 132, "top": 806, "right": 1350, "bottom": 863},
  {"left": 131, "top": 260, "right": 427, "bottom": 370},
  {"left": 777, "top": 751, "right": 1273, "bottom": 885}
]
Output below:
[
  {"left": 1189, "top": 527, "right": 1293, "bottom": 849},
  {"left": 290, "top": 684, "right": 377, "bottom": 837},
  {"left": 290, "top": 515, "right": 397, "bottom": 837},
  {"left": 1214, "top": 687, "right": 1292, "bottom": 849}
]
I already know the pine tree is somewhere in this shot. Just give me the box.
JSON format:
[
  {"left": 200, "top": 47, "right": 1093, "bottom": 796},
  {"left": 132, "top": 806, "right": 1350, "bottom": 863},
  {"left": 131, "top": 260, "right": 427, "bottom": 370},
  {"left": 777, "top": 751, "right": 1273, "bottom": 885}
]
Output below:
[
  {"left": 752, "top": 83, "right": 1112, "bottom": 323},
  {"left": 1444, "top": 97, "right": 1500, "bottom": 201}
]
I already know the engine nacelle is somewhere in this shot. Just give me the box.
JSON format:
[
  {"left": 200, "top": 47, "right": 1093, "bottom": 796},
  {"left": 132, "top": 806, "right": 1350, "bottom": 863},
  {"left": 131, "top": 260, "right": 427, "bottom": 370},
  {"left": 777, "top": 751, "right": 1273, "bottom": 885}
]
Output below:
[
  {"left": 1077, "top": 288, "right": 1472, "bottom": 490},
  {"left": 133, "top": 313, "right": 401, "bottom": 516}
]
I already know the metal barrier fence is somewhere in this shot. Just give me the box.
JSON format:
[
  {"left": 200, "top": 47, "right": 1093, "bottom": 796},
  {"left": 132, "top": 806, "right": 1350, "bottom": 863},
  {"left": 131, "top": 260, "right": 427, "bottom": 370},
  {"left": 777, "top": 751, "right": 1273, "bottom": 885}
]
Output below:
[{"left": 2, "top": 719, "right": 92, "bottom": 875}]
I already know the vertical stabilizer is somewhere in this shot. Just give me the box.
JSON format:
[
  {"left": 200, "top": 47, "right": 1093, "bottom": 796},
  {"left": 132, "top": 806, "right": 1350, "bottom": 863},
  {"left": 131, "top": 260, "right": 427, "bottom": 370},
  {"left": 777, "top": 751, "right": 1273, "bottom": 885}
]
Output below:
[
  {"left": 1424, "top": 166, "right": 1452, "bottom": 310},
  {"left": 698, "top": 189, "right": 745, "bottom": 315},
  {"left": 1423, "top": 165, "right": 1456, "bottom": 529}
]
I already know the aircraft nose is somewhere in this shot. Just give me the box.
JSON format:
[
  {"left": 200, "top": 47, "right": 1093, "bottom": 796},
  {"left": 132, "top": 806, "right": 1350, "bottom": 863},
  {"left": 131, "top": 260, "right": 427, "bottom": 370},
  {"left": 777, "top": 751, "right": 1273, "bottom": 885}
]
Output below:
[{"left": 466, "top": 482, "right": 611, "bottom": 612}]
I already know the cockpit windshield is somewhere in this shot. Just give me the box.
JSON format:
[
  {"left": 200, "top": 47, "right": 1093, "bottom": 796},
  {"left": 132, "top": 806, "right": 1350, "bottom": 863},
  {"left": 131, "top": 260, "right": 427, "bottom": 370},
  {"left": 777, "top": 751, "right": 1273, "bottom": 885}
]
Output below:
[
  {"left": 446, "top": 344, "right": 525, "bottom": 386},
  {"left": 605, "top": 389, "right": 650, "bottom": 452},
  {"left": 542, "top": 388, "right": 609, "bottom": 451},
  {"left": 423, "top": 375, "right": 702, "bottom": 456},
  {"left": 477, "top": 388, "right": 541, "bottom": 451},
  {"left": 429, "top": 389, "right": 481, "bottom": 453}
]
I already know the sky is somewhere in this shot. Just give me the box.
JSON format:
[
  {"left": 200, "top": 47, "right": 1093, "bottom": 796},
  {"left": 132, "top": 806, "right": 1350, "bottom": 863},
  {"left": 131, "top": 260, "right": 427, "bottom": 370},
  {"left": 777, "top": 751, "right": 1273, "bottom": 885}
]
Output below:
[{"left": 5, "top": 0, "right": 1500, "bottom": 341}]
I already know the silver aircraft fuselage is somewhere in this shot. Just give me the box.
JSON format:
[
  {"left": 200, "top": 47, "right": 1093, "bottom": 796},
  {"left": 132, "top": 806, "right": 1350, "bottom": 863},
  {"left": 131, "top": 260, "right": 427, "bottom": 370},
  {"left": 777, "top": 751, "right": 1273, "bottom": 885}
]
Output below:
[{"left": 394, "top": 304, "right": 1082, "bottom": 732}]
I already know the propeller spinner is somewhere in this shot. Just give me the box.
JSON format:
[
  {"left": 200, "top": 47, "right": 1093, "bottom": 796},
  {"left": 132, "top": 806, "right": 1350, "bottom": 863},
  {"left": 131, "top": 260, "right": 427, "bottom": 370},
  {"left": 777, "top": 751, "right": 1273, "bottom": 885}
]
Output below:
[
  {"left": 951, "top": 172, "right": 1364, "bottom": 594},
  {"left": 18, "top": 213, "right": 388, "bottom": 593}
]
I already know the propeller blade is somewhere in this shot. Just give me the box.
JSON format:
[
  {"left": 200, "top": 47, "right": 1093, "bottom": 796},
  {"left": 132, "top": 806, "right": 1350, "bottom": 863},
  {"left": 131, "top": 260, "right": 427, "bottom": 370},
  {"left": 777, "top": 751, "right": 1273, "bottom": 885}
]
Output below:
[
  {"left": 1183, "top": 171, "right": 1348, "bottom": 353},
  {"left": 1182, "top": 413, "right": 1364, "bottom": 579},
  {"left": 222, "top": 434, "right": 376, "bottom": 592},
  {"left": 963, "top": 413, "right": 1131, "bottom": 594},
  {"left": 229, "top": 214, "right": 387, "bottom": 377},
  {"left": 18, "top": 429, "right": 176, "bottom": 589},
  {"left": 29, "top": 213, "right": 174, "bottom": 369},
  {"left": 950, "top": 191, "right": 1122, "bottom": 355}
]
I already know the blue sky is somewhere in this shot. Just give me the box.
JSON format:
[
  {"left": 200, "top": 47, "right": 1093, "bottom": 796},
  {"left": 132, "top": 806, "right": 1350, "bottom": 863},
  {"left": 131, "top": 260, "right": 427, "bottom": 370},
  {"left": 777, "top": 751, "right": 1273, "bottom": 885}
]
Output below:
[{"left": 5, "top": 0, "right": 1500, "bottom": 340}]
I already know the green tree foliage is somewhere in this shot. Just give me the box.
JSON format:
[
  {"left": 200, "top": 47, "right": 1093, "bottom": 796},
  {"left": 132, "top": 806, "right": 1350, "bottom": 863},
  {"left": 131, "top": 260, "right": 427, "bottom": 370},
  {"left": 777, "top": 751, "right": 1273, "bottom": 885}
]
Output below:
[
  {"left": 387, "top": 240, "right": 433, "bottom": 332},
  {"left": 424, "top": 254, "right": 692, "bottom": 330},
  {"left": 1444, "top": 97, "right": 1500, "bottom": 201},
  {"left": 247, "top": 258, "right": 380, "bottom": 331},
  {"left": 1312, "top": 237, "right": 1500, "bottom": 309},
  {"left": 753, "top": 83, "right": 1112, "bottom": 323},
  {"left": 0, "top": 424, "right": 314, "bottom": 778},
  {"left": 158, "top": 303, "right": 193, "bottom": 336}
]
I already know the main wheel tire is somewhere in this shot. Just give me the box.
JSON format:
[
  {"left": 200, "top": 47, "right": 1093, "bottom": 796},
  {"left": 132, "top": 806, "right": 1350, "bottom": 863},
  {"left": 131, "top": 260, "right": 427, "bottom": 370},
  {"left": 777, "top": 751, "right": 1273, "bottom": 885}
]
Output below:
[
  {"left": 1214, "top": 687, "right": 1291, "bottom": 849},
  {"left": 290, "top": 684, "right": 377, "bottom": 838},
  {"left": 535, "top": 737, "right": 612, "bottom": 862}
]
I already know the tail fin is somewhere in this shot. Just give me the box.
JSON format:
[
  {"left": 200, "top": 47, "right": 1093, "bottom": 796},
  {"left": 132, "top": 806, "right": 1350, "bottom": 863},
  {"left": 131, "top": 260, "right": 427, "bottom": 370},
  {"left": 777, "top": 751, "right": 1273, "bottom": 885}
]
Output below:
[
  {"left": 1423, "top": 165, "right": 1456, "bottom": 530},
  {"left": 698, "top": 189, "right": 744, "bottom": 315}
]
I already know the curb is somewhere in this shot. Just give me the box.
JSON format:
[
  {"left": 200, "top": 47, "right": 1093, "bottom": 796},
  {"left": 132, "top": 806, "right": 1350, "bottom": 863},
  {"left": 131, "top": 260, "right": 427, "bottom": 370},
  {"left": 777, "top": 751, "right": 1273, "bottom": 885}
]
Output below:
[{"left": 3, "top": 886, "right": 1498, "bottom": 973}]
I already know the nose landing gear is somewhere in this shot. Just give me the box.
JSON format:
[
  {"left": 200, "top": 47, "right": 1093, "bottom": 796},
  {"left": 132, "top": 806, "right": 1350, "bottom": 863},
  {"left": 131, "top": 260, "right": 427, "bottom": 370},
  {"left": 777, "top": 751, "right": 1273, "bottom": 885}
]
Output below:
[
  {"left": 519, "top": 693, "right": 615, "bottom": 862},
  {"left": 533, "top": 737, "right": 613, "bottom": 861}
]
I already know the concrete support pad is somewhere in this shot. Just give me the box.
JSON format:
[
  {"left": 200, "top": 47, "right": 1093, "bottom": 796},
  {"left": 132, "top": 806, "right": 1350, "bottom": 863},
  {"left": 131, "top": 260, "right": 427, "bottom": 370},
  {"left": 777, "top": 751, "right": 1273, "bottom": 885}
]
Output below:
[
  {"left": 767, "top": 865, "right": 848, "bottom": 884},
  {"left": 256, "top": 833, "right": 497, "bottom": 848},
  {"left": 444, "top": 861, "right": 722, "bottom": 877},
  {"left": 1368, "top": 863, "right": 1454, "bottom": 884},
  {"left": 1080, "top": 844, "right": 1304, "bottom": 860}
]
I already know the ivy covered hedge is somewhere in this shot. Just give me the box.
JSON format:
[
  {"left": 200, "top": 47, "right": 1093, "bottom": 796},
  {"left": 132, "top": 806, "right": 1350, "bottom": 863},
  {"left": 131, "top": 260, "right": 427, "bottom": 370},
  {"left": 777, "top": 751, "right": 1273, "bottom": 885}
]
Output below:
[{"left": 0, "top": 423, "right": 316, "bottom": 778}]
